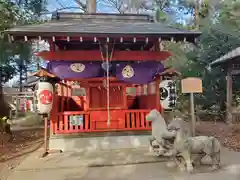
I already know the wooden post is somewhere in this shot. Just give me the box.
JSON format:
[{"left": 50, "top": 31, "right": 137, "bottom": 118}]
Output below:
[
  {"left": 16, "top": 96, "right": 19, "bottom": 116},
  {"left": 49, "top": 41, "right": 55, "bottom": 52},
  {"left": 42, "top": 115, "right": 48, "bottom": 157},
  {"left": 190, "top": 93, "right": 196, "bottom": 136},
  {"left": 181, "top": 77, "right": 202, "bottom": 136},
  {"left": 226, "top": 64, "right": 233, "bottom": 125},
  {"left": 41, "top": 114, "right": 62, "bottom": 158},
  {"left": 33, "top": 93, "right": 36, "bottom": 111},
  {"left": 155, "top": 79, "right": 160, "bottom": 112},
  {"left": 123, "top": 85, "right": 127, "bottom": 109}
]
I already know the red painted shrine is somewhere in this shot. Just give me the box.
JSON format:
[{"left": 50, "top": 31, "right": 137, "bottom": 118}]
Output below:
[{"left": 7, "top": 12, "right": 201, "bottom": 135}]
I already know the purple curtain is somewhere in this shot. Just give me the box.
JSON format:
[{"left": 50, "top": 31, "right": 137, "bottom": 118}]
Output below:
[
  {"left": 46, "top": 61, "right": 164, "bottom": 84},
  {"left": 47, "top": 61, "right": 103, "bottom": 79},
  {"left": 116, "top": 62, "right": 164, "bottom": 84}
]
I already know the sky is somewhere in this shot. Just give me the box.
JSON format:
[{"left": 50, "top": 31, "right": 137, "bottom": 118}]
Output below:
[
  {"left": 47, "top": 0, "right": 117, "bottom": 13},
  {"left": 46, "top": 0, "right": 190, "bottom": 24}
]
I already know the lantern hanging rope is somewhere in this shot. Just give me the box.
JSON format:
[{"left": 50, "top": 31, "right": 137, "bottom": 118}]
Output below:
[{"left": 98, "top": 40, "right": 115, "bottom": 127}]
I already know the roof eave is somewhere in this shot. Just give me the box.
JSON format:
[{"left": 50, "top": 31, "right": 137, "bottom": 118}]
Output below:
[
  {"left": 7, "top": 29, "right": 201, "bottom": 35},
  {"left": 210, "top": 61, "right": 225, "bottom": 67},
  {"left": 7, "top": 31, "right": 201, "bottom": 44},
  {"left": 210, "top": 56, "right": 239, "bottom": 67},
  {"left": 210, "top": 47, "right": 240, "bottom": 67}
]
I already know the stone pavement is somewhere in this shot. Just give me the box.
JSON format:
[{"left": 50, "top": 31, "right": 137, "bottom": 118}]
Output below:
[{"left": 2, "top": 147, "right": 240, "bottom": 180}]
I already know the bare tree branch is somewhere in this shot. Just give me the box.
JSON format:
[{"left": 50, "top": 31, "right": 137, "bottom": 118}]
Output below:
[
  {"left": 11, "top": 0, "right": 22, "bottom": 6},
  {"left": 74, "top": 0, "right": 87, "bottom": 12},
  {"left": 101, "top": 0, "right": 125, "bottom": 13},
  {"left": 101, "top": 0, "right": 152, "bottom": 13},
  {"left": 55, "top": 0, "right": 67, "bottom": 8},
  {"left": 74, "top": 0, "right": 101, "bottom": 12}
]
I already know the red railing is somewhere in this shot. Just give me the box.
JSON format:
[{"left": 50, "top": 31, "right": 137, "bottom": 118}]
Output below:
[
  {"left": 51, "top": 110, "right": 151, "bottom": 134},
  {"left": 51, "top": 111, "right": 91, "bottom": 134},
  {"left": 124, "top": 110, "right": 152, "bottom": 130}
]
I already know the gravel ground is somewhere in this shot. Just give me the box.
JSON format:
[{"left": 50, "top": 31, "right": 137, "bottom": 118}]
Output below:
[
  {"left": 0, "top": 128, "right": 43, "bottom": 178},
  {"left": 1, "top": 121, "right": 240, "bottom": 179}
]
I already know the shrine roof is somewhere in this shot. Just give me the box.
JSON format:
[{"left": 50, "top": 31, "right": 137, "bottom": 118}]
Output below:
[
  {"left": 7, "top": 12, "right": 201, "bottom": 42},
  {"left": 12, "top": 76, "right": 40, "bottom": 88},
  {"left": 210, "top": 47, "right": 240, "bottom": 67}
]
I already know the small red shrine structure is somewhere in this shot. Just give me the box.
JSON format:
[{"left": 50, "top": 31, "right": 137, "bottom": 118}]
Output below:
[{"left": 8, "top": 12, "right": 200, "bottom": 135}]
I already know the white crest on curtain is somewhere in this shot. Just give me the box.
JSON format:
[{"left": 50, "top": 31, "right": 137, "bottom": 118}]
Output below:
[
  {"left": 122, "top": 65, "right": 134, "bottom": 78},
  {"left": 70, "top": 63, "right": 85, "bottom": 73}
]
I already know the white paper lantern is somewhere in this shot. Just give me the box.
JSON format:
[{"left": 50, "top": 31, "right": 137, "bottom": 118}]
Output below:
[
  {"left": 159, "top": 80, "right": 177, "bottom": 110},
  {"left": 35, "top": 82, "right": 54, "bottom": 114}
]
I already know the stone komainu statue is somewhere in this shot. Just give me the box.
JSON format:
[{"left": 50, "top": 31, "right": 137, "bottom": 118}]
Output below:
[
  {"left": 146, "top": 109, "right": 221, "bottom": 173},
  {"left": 167, "top": 117, "right": 221, "bottom": 172},
  {"left": 146, "top": 109, "right": 177, "bottom": 156}
]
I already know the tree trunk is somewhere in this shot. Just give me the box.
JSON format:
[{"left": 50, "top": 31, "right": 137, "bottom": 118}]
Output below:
[
  {"left": 24, "top": 64, "right": 28, "bottom": 82},
  {"left": 0, "top": 65, "right": 3, "bottom": 99},
  {"left": 87, "top": 0, "right": 96, "bottom": 13},
  {"left": 226, "top": 65, "right": 233, "bottom": 125},
  {"left": 19, "top": 59, "right": 23, "bottom": 92},
  {"left": 195, "top": 0, "right": 199, "bottom": 29},
  {"left": 0, "top": 65, "right": 10, "bottom": 117}
]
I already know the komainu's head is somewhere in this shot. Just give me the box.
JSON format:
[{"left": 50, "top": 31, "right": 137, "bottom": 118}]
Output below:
[
  {"left": 167, "top": 117, "right": 186, "bottom": 131},
  {"left": 146, "top": 109, "right": 163, "bottom": 122}
]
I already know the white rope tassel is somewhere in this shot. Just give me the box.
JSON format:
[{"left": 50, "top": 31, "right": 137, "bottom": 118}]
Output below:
[
  {"left": 99, "top": 41, "right": 115, "bottom": 127},
  {"left": 106, "top": 46, "right": 110, "bottom": 127}
]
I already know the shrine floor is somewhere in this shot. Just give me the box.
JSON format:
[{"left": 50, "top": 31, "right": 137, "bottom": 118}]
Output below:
[{"left": 3, "top": 147, "right": 240, "bottom": 180}]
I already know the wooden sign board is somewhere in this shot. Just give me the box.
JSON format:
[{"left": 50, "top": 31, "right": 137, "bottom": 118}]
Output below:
[{"left": 181, "top": 77, "right": 203, "bottom": 93}]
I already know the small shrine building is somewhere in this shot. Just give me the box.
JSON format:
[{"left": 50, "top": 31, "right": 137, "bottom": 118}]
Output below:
[{"left": 7, "top": 12, "right": 201, "bottom": 150}]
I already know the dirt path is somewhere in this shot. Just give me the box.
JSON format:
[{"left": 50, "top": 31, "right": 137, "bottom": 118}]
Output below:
[{"left": 0, "top": 128, "right": 43, "bottom": 179}]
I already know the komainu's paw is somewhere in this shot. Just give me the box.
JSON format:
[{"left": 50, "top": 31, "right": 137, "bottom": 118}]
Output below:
[
  {"left": 163, "top": 151, "right": 173, "bottom": 157},
  {"left": 186, "top": 165, "right": 194, "bottom": 173},
  {"left": 210, "top": 165, "right": 220, "bottom": 171},
  {"left": 153, "top": 149, "right": 165, "bottom": 156},
  {"left": 179, "top": 166, "right": 186, "bottom": 172},
  {"left": 177, "top": 163, "right": 186, "bottom": 172}
]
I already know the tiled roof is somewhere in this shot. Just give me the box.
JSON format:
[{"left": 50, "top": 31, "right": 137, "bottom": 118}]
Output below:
[
  {"left": 7, "top": 12, "right": 201, "bottom": 42},
  {"left": 8, "top": 20, "right": 200, "bottom": 35},
  {"left": 210, "top": 47, "right": 240, "bottom": 67}
]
